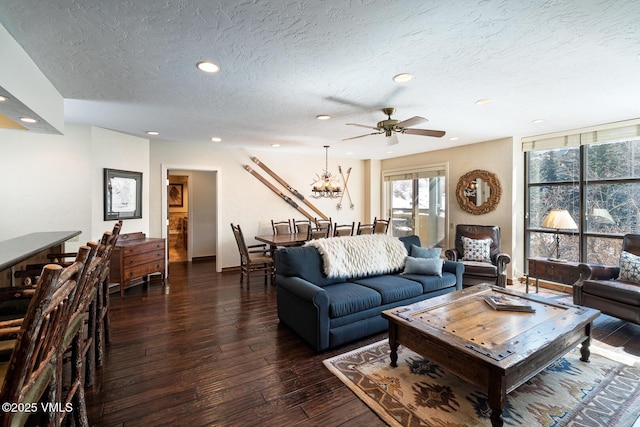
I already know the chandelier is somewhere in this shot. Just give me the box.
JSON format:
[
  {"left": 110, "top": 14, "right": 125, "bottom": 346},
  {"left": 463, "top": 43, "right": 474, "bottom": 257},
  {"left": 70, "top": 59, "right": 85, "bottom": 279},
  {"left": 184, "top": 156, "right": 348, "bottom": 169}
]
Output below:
[{"left": 311, "top": 145, "right": 342, "bottom": 199}]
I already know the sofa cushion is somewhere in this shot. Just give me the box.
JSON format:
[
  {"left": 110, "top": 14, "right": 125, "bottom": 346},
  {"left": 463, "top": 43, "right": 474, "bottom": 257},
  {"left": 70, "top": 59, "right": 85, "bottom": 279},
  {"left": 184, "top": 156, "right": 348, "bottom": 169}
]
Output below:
[
  {"left": 410, "top": 244, "right": 441, "bottom": 259},
  {"left": 583, "top": 279, "right": 640, "bottom": 306},
  {"left": 619, "top": 251, "right": 640, "bottom": 283},
  {"left": 324, "top": 282, "right": 382, "bottom": 318},
  {"left": 275, "top": 246, "right": 344, "bottom": 287},
  {"left": 350, "top": 275, "right": 423, "bottom": 304},
  {"left": 461, "top": 260, "right": 498, "bottom": 277},
  {"left": 399, "top": 235, "right": 421, "bottom": 253},
  {"left": 402, "top": 256, "right": 443, "bottom": 277},
  {"left": 462, "top": 236, "right": 492, "bottom": 261},
  {"left": 402, "top": 272, "right": 458, "bottom": 293}
]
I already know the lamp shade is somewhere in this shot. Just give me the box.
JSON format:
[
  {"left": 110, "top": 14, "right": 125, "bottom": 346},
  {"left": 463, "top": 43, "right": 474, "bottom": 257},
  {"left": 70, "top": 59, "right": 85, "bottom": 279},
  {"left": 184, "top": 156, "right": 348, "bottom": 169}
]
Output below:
[{"left": 541, "top": 209, "right": 578, "bottom": 230}]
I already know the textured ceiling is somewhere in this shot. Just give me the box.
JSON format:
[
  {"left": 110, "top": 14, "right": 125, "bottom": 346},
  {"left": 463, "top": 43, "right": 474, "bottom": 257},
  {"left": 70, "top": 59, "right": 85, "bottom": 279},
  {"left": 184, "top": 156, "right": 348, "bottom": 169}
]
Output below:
[{"left": 1, "top": 0, "right": 639, "bottom": 159}]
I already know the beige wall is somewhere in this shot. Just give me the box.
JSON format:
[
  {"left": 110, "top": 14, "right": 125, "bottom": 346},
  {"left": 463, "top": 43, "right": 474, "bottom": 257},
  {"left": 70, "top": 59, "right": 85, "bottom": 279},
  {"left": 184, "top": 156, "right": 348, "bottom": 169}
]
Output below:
[{"left": 381, "top": 137, "right": 523, "bottom": 282}]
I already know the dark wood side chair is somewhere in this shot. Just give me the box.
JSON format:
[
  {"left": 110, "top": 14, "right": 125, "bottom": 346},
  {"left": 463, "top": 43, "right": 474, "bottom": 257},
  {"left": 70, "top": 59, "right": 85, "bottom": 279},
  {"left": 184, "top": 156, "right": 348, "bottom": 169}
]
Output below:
[
  {"left": 373, "top": 217, "right": 390, "bottom": 234},
  {"left": 314, "top": 218, "right": 332, "bottom": 237},
  {"left": 271, "top": 219, "right": 292, "bottom": 235},
  {"left": 333, "top": 222, "right": 355, "bottom": 237},
  {"left": 356, "top": 222, "right": 374, "bottom": 235},
  {"left": 231, "top": 224, "right": 275, "bottom": 286},
  {"left": 308, "top": 226, "right": 330, "bottom": 240},
  {"left": 292, "top": 219, "right": 311, "bottom": 235}
]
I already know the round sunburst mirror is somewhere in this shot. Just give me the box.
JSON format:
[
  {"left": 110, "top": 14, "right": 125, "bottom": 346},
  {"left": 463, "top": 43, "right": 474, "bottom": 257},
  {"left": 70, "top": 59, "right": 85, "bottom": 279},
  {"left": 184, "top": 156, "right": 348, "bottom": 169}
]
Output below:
[{"left": 455, "top": 169, "right": 502, "bottom": 215}]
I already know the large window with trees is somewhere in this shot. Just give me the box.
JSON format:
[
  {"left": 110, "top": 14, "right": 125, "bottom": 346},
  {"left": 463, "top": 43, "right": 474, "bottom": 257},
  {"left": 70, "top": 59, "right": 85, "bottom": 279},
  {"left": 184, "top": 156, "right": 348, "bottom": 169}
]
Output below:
[{"left": 525, "top": 120, "right": 640, "bottom": 265}]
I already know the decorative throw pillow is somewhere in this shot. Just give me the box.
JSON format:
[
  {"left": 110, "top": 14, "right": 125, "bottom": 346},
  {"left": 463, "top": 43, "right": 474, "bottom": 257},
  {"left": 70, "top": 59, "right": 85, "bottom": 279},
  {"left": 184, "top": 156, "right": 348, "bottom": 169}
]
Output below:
[
  {"left": 403, "top": 256, "right": 443, "bottom": 277},
  {"left": 619, "top": 251, "right": 640, "bottom": 283},
  {"left": 461, "top": 236, "right": 492, "bottom": 262},
  {"left": 410, "top": 244, "right": 442, "bottom": 259}
]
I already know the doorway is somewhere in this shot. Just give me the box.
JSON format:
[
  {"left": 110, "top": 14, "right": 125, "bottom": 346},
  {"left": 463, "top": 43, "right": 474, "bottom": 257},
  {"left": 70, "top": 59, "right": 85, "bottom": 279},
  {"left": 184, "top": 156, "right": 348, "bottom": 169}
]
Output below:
[{"left": 168, "top": 175, "right": 189, "bottom": 262}]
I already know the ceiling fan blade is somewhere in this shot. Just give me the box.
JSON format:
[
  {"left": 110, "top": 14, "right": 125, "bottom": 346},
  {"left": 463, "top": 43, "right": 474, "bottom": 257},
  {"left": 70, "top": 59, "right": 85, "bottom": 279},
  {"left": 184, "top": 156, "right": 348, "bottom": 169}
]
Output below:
[
  {"left": 386, "top": 133, "right": 399, "bottom": 146},
  {"left": 402, "top": 128, "right": 446, "bottom": 138},
  {"left": 346, "top": 123, "right": 379, "bottom": 130},
  {"left": 342, "top": 132, "right": 382, "bottom": 141},
  {"left": 395, "top": 116, "right": 427, "bottom": 128}
]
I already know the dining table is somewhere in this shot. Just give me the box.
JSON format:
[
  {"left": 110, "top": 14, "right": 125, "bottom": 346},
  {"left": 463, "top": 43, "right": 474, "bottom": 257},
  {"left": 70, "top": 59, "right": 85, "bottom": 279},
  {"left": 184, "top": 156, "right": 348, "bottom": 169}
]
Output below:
[{"left": 254, "top": 232, "right": 309, "bottom": 255}]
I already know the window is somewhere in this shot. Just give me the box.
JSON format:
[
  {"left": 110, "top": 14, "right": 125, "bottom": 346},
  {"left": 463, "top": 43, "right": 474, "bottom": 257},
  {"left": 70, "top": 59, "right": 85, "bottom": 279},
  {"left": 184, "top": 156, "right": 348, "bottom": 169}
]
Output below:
[
  {"left": 524, "top": 120, "right": 640, "bottom": 265},
  {"left": 383, "top": 165, "right": 447, "bottom": 247}
]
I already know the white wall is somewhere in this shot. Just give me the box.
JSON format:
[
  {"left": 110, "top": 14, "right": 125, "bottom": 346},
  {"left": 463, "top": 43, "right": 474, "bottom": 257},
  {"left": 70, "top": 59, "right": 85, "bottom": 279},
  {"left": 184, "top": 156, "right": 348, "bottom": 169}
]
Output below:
[
  {"left": 149, "top": 140, "right": 365, "bottom": 270},
  {"left": 0, "top": 124, "right": 150, "bottom": 251}
]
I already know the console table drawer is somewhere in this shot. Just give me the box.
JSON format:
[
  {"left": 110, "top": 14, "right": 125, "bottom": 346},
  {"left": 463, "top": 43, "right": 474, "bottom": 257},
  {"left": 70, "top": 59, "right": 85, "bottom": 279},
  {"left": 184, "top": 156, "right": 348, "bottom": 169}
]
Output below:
[{"left": 526, "top": 257, "right": 580, "bottom": 293}]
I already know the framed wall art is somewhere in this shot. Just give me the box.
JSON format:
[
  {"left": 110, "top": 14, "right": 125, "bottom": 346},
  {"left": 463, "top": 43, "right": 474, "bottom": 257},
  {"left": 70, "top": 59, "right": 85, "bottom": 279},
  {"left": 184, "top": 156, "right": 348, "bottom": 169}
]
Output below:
[
  {"left": 168, "top": 183, "right": 184, "bottom": 207},
  {"left": 104, "top": 168, "right": 143, "bottom": 220}
]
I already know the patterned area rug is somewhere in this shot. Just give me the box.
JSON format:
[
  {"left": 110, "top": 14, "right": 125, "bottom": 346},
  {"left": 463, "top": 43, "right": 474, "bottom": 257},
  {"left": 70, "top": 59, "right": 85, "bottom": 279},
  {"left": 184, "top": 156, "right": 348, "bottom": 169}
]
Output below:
[{"left": 324, "top": 340, "right": 640, "bottom": 426}]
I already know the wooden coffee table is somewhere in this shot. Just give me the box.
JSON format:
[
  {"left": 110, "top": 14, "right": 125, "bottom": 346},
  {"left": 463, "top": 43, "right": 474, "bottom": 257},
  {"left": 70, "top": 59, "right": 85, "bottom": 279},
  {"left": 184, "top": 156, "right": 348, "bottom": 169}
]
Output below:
[{"left": 382, "top": 284, "right": 600, "bottom": 427}]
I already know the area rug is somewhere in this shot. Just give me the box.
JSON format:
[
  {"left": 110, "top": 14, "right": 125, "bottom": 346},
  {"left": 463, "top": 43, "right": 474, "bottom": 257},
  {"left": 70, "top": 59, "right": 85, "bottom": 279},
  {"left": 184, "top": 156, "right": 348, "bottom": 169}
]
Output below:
[{"left": 324, "top": 340, "right": 640, "bottom": 426}]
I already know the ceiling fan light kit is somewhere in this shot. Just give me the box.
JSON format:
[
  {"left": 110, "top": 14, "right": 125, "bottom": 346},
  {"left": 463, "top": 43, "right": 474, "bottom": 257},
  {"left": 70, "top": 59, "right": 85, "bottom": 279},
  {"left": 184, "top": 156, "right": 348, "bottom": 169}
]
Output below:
[{"left": 343, "top": 107, "right": 445, "bottom": 144}]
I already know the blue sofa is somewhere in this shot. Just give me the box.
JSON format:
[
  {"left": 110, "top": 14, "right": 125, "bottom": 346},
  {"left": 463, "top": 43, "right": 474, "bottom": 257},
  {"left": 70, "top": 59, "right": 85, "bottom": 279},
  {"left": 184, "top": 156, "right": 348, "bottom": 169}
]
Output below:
[{"left": 275, "top": 235, "right": 464, "bottom": 352}]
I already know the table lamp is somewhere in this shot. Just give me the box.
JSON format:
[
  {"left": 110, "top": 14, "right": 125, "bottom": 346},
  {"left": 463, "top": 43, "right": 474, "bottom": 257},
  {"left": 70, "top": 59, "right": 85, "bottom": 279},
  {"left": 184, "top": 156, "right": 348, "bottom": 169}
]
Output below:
[{"left": 541, "top": 209, "right": 578, "bottom": 261}]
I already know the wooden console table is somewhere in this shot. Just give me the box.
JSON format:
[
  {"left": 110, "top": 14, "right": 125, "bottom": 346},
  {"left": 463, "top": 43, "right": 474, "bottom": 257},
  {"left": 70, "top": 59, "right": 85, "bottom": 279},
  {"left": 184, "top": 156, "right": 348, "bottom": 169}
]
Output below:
[
  {"left": 109, "top": 232, "right": 165, "bottom": 296},
  {"left": 526, "top": 257, "right": 580, "bottom": 293}
]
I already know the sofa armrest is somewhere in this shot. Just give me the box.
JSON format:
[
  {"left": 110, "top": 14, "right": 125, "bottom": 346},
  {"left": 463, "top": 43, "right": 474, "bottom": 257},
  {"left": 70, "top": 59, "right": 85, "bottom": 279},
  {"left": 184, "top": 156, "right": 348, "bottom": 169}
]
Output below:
[
  {"left": 276, "top": 275, "right": 330, "bottom": 351},
  {"left": 573, "top": 263, "right": 620, "bottom": 305},
  {"left": 444, "top": 249, "right": 460, "bottom": 261},
  {"left": 443, "top": 260, "right": 465, "bottom": 290}
]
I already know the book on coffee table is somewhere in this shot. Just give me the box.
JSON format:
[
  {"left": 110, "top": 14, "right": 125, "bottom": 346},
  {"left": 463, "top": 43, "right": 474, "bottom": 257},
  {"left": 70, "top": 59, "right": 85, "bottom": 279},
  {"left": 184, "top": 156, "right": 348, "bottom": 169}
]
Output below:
[{"left": 484, "top": 294, "right": 536, "bottom": 312}]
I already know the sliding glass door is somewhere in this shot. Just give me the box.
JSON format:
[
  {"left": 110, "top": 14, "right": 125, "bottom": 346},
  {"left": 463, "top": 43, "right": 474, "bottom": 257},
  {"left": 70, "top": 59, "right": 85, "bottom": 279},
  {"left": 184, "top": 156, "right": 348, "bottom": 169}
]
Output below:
[{"left": 385, "top": 166, "right": 447, "bottom": 247}]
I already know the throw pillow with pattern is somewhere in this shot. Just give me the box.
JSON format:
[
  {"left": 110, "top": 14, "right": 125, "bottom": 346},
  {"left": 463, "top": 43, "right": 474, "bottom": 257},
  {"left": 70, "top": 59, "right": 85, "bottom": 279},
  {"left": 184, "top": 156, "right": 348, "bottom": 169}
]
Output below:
[
  {"left": 462, "top": 236, "right": 492, "bottom": 262},
  {"left": 619, "top": 250, "right": 640, "bottom": 283}
]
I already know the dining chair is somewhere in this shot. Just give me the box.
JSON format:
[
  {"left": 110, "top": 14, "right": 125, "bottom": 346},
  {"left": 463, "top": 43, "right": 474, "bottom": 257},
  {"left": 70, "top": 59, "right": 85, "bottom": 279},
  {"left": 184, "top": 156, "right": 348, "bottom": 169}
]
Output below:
[
  {"left": 333, "top": 222, "right": 355, "bottom": 237},
  {"left": 356, "top": 222, "right": 374, "bottom": 235},
  {"left": 373, "top": 217, "right": 391, "bottom": 234},
  {"left": 308, "top": 226, "right": 330, "bottom": 240},
  {"left": 271, "top": 219, "right": 292, "bottom": 234},
  {"left": 292, "top": 218, "right": 311, "bottom": 235},
  {"left": 231, "top": 224, "right": 275, "bottom": 286},
  {"left": 315, "top": 217, "right": 332, "bottom": 236}
]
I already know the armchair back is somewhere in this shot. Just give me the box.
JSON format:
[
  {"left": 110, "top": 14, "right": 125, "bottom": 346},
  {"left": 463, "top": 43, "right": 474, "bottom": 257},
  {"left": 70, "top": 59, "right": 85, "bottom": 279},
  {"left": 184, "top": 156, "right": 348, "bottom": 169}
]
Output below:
[{"left": 453, "top": 224, "right": 502, "bottom": 264}]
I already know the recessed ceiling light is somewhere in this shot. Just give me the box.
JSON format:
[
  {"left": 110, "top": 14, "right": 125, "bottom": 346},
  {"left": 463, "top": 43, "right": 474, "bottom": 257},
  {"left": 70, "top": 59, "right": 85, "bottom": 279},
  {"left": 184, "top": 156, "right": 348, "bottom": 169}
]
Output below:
[
  {"left": 146, "top": 131, "right": 159, "bottom": 136},
  {"left": 532, "top": 119, "right": 546, "bottom": 124},
  {"left": 393, "top": 73, "right": 413, "bottom": 83},
  {"left": 449, "top": 137, "right": 459, "bottom": 141},
  {"left": 316, "top": 115, "right": 331, "bottom": 120},
  {"left": 0, "top": 96, "right": 8, "bottom": 102},
  {"left": 197, "top": 61, "right": 220, "bottom": 73},
  {"left": 475, "top": 99, "right": 493, "bottom": 105},
  {"left": 345, "top": 152, "right": 353, "bottom": 155},
  {"left": 211, "top": 137, "right": 222, "bottom": 142},
  {"left": 271, "top": 144, "right": 281, "bottom": 147},
  {"left": 19, "top": 117, "right": 37, "bottom": 123}
]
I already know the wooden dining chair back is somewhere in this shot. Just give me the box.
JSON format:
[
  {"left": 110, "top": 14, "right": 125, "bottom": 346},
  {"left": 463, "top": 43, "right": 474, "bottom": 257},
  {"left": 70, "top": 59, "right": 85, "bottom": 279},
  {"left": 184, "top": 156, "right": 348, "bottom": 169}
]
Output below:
[
  {"left": 333, "top": 222, "right": 355, "bottom": 237},
  {"left": 0, "top": 262, "right": 79, "bottom": 427},
  {"left": 231, "top": 224, "right": 274, "bottom": 286},
  {"left": 308, "top": 227, "right": 330, "bottom": 240},
  {"left": 314, "top": 218, "right": 332, "bottom": 236},
  {"left": 356, "top": 222, "right": 374, "bottom": 235},
  {"left": 373, "top": 217, "right": 390, "bottom": 234},
  {"left": 271, "top": 219, "right": 292, "bottom": 235},
  {"left": 292, "top": 219, "right": 311, "bottom": 235}
]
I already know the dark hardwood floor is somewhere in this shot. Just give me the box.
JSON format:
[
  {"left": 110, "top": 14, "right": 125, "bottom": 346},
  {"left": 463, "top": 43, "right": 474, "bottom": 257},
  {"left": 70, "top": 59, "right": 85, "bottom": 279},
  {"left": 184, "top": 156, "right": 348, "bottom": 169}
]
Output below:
[{"left": 86, "top": 259, "right": 640, "bottom": 426}]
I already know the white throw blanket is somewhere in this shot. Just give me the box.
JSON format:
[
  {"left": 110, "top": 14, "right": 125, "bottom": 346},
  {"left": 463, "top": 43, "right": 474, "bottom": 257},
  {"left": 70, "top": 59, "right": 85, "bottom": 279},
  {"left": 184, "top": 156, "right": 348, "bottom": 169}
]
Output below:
[{"left": 304, "top": 234, "right": 408, "bottom": 278}]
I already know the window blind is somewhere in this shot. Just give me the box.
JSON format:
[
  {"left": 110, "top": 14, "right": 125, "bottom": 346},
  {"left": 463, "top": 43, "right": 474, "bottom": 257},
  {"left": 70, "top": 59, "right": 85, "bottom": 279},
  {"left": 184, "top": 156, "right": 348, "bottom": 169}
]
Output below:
[
  {"left": 383, "top": 168, "right": 445, "bottom": 182},
  {"left": 522, "top": 118, "right": 640, "bottom": 152}
]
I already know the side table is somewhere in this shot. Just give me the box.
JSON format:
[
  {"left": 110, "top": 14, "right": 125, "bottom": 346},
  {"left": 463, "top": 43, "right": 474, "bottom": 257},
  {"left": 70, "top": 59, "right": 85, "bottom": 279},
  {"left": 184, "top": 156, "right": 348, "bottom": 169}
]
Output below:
[{"left": 526, "top": 257, "right": 581, "bottom": 293}]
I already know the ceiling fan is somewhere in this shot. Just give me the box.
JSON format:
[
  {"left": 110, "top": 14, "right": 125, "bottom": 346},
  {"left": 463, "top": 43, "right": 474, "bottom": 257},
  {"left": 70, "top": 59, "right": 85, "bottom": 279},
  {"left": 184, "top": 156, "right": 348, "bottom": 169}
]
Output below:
[{"left": 342, "top": 107, "right": 445, "bottom": 145}]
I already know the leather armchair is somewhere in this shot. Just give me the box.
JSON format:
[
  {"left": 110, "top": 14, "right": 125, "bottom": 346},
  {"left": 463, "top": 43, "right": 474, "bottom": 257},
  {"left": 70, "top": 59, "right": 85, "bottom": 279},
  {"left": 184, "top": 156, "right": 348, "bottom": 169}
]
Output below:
[
  {"left": 445, "top": 224, "right": 511, "bottom": 287},
  {"left": 574, "top": 234, "right": 640, "bottom": 324}
]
